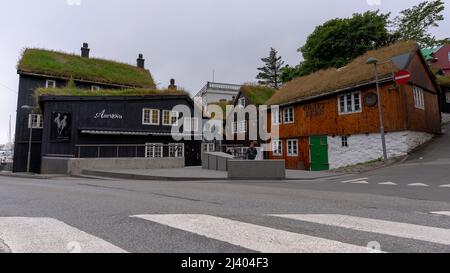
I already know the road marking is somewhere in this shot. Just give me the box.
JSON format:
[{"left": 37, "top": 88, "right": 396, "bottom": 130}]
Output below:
[
  {"left": 351, "top": 181, "right": 369, "bottom": 184},
  {"left": 407, "top": 183, "right": 430, "bottom": 187},
  {"left": 378, "top": 182, "right": 398, "bottom": 186},
  {"left": 132, "top": 214, "right": 376, "bottom": 253},
  {"left": 271, "top": 214, "right": 450, "bottom": 245},
  {"left": 340, "top": 178, "right": 368, "bottom": 184},
  {"left": 430, "top": 211, "right": 450, "bottom": 217},
  {"left": 0, "top": 217, "right": 126, "bottom": 253},
  {"left": 440, "top": 184, "right": 450, "bottom": 188}
]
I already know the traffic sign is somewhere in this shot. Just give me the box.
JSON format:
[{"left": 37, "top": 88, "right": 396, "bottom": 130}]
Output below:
[{"left": 394, "top": 70, "right": 411, "bottom": 85}]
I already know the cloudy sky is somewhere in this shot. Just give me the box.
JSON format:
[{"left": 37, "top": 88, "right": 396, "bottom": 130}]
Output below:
[{"left": 0, "top": 0, "right": 449, "bottom": 143}]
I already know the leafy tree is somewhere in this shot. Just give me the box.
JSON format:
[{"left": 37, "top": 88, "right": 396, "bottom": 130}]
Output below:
[
  {"left": 391, "top": 0, "right": 446, "bottom": 47},
  {"left": 256, "top": 48, "right": 285, "bottom": 89}
]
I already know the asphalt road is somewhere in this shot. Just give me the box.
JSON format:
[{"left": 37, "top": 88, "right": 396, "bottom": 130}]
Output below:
[{"left": 0, "top": 125, "right": 449, "bottom": 253}]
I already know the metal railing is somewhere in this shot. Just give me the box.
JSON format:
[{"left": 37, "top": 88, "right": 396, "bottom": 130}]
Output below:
[
  {"left": 194, "top": 82, "right": 241, "bottom": 98},
  {"left": 74, "top": 144, "right": 184, "bottom": 159}
]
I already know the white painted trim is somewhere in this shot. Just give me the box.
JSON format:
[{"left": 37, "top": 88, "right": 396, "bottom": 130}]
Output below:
[
  {"left": 142, "top": 108, "right": 160, "bottom": 125},
  {"left": 45, "top": 79, "right": 56, "bottom": 88},
  {"left": 287, "top": 139, "right": 298, "bottom": 157}
]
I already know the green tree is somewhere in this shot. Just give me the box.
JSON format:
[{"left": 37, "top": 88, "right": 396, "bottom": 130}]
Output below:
[
  {"left": 391, "top": 0, "right": 446, "bottom": 47},
  {"left": 256, "top": 48, "right": 285, "bottom": 89}
]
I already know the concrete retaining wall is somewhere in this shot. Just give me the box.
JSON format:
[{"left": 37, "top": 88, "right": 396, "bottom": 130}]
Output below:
[
  {"left": 202, "top": 152, "right": 234, "bottom": 171},
  {"left": 41, "top": 157, "right": 185, "bottom": 175},
  {"left": 227, "top": 160, "right": 285, "bottom": 180}
]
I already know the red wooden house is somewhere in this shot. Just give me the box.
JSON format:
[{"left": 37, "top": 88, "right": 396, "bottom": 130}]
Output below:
[{"left": 267, "top": 41, "right": 441, "bottom": 171}]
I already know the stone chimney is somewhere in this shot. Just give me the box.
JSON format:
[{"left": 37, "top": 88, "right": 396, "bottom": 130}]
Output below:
[
  {"left": 137, "top": 54, "right": 145, "bottom": 69},
  {"left": 81, "top": 43, "right": 90, "bottom": 58},
  {"left": 168, "top": 79, "right": 177, "bottom": 90}
]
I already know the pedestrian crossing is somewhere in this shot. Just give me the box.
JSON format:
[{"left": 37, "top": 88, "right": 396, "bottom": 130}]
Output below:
[
  {"left": 1, "top": 213, "right": 450, "bottom": 253},
  {"left": 334, "top": 177, "right": 449, "bottom": 188}
]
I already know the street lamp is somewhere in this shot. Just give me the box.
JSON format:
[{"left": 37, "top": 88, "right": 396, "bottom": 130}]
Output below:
[
  {"left": 366, "top": 57, "right": 388, "bottom": 161},
  {"left": 21, "top": 105, "right": 33, "bottom": 173}
]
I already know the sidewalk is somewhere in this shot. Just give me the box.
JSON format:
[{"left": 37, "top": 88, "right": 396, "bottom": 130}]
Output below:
[
  {"left": 82, "top": 166, "right": 342, "bottom": 181},
  {"left": 0, "top": 171, "right": 67, "bottom": 180}
]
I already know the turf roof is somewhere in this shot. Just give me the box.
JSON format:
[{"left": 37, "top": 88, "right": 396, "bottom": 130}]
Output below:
[
  {"left": 267, "top": 41, "right": 420, "bottom": 106},
  {"left": 18, "top": 48, "right": 156, "bottom": 88},
  {"left": 239, "top": 85, "right": 276, "bottom": 106},
  {"left": 35, "top": 87, "right": 187, "bottom": 98},
  {"left": 437, "top": 75, "right": 450, "bottom": 88}
]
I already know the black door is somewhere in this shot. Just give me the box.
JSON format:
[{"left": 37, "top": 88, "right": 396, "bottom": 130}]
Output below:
[{"left": 185, "top": 142, "right": 201, "bottom": 166}]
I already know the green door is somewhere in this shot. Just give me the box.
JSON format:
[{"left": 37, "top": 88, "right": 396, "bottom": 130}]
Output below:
[{"left": 309, "top": 136, "right": 329, "bottom": 171}]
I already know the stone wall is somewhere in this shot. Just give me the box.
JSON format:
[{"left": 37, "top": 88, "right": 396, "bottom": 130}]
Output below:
[{"left": 328, "top": 131, "right": 434, "bottom": 169}]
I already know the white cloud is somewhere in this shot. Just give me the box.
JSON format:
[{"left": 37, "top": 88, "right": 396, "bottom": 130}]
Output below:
[
  {"left": 66, "top": 0, "right": 81, "bottom": 6},
  {"left": 367, "top": 0, "right": 381, "bottom": 6}
]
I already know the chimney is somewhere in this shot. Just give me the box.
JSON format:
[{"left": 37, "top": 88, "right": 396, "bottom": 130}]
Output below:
[
  {"left": 137, "top": 54, "right": 145, "bottom": 69},
  {"left": 81, "top": 43, "right": 90, "bottom": 58},
  {"left": 168, "top": 79, "right": 177, "bottom": 90}
]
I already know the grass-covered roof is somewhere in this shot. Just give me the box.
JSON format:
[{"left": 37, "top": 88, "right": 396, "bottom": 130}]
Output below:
[
  {"left": 18, "top": 49, "right": 156, "bottom": 88},
  {"left": 437, "top": 75, "right": 450, "bottom": 88},
  {"left": 36, "top": 87, "right": 187, "bottom": 98},
  {"left": 239, "top": 85, "right": 276, "bottom": 106},
  {"left": 267, "top": 41, "right": 419, "bottom": 105}
]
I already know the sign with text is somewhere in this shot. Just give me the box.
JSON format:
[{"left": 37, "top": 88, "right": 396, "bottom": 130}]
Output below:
[{"left": 51, "top": 112, "right": 71, "bottom": 142}]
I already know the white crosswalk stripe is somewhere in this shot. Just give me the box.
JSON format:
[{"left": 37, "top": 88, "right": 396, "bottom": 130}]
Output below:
[
  {"left": 0, "top": 217, "right": 126, "bottom": 253},
  {"left": 431, "top": 211, "right": 450, "bottom": 217},
  {"left": 440, "top": 184, "right": 450, "bottom": 188},
  {"left": 271, "top": 214, "right": 450, "bottom": 246},
  {"left": 340, "top": 178, "right": 368, "bottom": 183},
  {"left": 351, "top": 181, "right": 369, "bottom": 184},
  {"left": 407, "top": 183, "right": 430, "bottom": 187},
  {"left": 378, "top": 182, "right": 398, "bottom": 186},
  {"left": 132, "top": 214, "right": 377, "bottom": 253}
]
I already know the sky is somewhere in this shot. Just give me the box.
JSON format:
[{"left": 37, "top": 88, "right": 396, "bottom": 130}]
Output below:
[{"left": 0, "top": 0, "right": 449, "bottom": 144}]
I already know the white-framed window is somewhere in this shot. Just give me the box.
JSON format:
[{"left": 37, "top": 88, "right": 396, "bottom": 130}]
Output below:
[
  {"left": 231, "top": 121, "right": 238, "bottom": 134},
  {"left": 237, "top": 120, "right": 247, "bottom": 133},
  {"left": 283, "top": 107, "right": 294, "bottom": 123},
  {"left": 45, "top": 80, "right": 56, "bottom": 88},
  {"left": 272, "top": 140, "right": 283, "bottom": 156},
  {"left": 413, "top": 86, "right": 425, "bottom": 110},
  {"left": 287, "top": 139, "right": 298, "bottom": 156},
  {"left": 162, "top": 110, "right": 179, "bottom": 126},
  {"left": 169, "top": 143, "right": 184, "bottom": 158},
  {"left": 145, "top": 143, "right": 163, "bottom": 158},
  {"left": 91, "top": 85, "right": 100, "bottom": 91},
  {"left": 341, "top": 136, "right": 349, "bottom": 147},
  {"left": 183, "top": 117, "right": 199, "bottom": 132},
  {"left": 142, "top": 108, "right": 160, "bottom": 125},
  {"left": 272, "top": 109, "right": 281, "bottom": 125},
  {"left": 238, "top": 97, "right": 246, "bottom": 107},
  {"left": 446, "top": 91, "right": 450, "bottom": 103},
  {"left": 202, "top": 143, "right": 215, "bottom": 153},
  {"left": 28, "top": 114, "right": 43, "bottom": 129},
  {"left": 338, "top": 91, "right": 361, "bottom": 114},
  {"left": 448, "top": 52, "right": 450, "bottom": 62}
]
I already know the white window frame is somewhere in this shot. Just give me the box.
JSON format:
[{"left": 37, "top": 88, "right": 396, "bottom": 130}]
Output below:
[
  {"left": 272, "top": 140, "right": 283, "bottom": 156},
  {"left": 231, "top": 121, "right": 237, "bottom": 134},
  {"left": 272, "top": 109, "right": 281, "bottom": 125},
  {"left": 169, "top": 143, "right": 184, "bottom": 158},
  {"left": 145, "top": 143, "right": 163, "bottom": 158},
  {"left": 448, "top": 52, "right": 450, "bottom": 62},
  {"left": 28, "top": 114, "right": 43, "bottom": 129},
  {"left": 413, "top": 86, "right": 425, "bottom": 110},
  {"left": 446, "top": 91, "right": 450, "bottom": 104},
  {"left": 91, "top": 85, "right": 100, "bottom": 91},
  {"left": 238, "top": 97, "right": 246, "bottom": 107},
  {"left": 142, "top": 108, "right": 160, "bottom": 125},
  {"left": 162, "top": 110, "right": 179, "bottom": 126},
  {"left": 202, "top": 143, "right": 215, "bottom": 153},
  {"left": 341, "top": 136, "right": 349, "bottom": 147},
  {"left": 183, "top": 117, "right": 199, "bottom": 132},
  {"left": 45, "top": 80, "right": 56, "bottom": 88},
  {"left": 283, "top": 107, "right": 294, "bottom": 123},
  {"left": 287, "top": 139, "right": 298, "bottom": 157},
  {"left": 237, "top": 120, "right": 247, "bottom": 133},
  {"left": 338, "top": 91, "right": 362, "bottom": 115}
]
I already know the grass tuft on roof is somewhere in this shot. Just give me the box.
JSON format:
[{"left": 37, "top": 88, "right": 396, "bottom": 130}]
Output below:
[
  {"left": 437, "top": 75, "right": 450, "bottom": 88},
  {"left": 240, "top": 85, "right": 276, "bottom": 106},
  {"left": 35, "top": 87, "right": 188, "bottom": 98},
  {"left": 18, "top": 48, "right": 156, "bottom": 88},
  {"left": 267, "top": 41, "right": 419, "bottom": 105}
]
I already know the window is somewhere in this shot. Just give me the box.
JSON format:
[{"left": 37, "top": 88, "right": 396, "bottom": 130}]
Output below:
[
  {"left": 446, "top": 91, "right": 450, "bottom": 104},
  {"left": 202, "top": 143, "right": 215, "bottom": 153},
  {"left": 183, "top": 117, "right": 199, "bottom": 132},
  {"left": 45, "top": 80, "right": 56, "bottom": 88},
  {"left": 238, "top": 97, "right": 246, "bottom": 107},
  {"left": 91, "top": 85, "right": 100, "bottom": 91},
  {"left": 341, "top": 136, "right": 348, "bottom": 147},
  {"left": 169, "top": 143, "right": 184, "bottom": 158},
  {"left": 28, "top": 114, "right": 43, "bottom": 129},
  {"left": 145, "top": 143, "right": 163, "bottom": 158},
  {"left": 272, "top": 140, "right": 283, "bottom": 156},
  {"left": 231, "top": 121, "right": 238, "bottom": 134},
  {"left": 448, "top": 52, "right": 450, "bottom": 62},
  {"left": 283, "top": 107, "right": 294, "bottom": 123},
  {"left": 163, "top": 110, "right": 179, "bottom": 126},
  {"left": 272, "top": 109, "right": 281, "bottom": 125},
  {"left": 338, "top": 91, "right": 361, "bottom": 114},
  {"left": 413, "top": 86, "right": 425, "bottom": 109},
  {"left": 142, "top": 109, "right": 160, "bottom": 125},
  {"left": 287, "top": 139, "right": 298, "bottom": 156},
  {"left": 237, "top": 120, "right": 247, "bottom": 133}
]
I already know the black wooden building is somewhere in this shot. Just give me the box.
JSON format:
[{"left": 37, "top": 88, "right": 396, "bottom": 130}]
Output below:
[{"left": 13, "top": 43, "right": 157, "bottom": 172}]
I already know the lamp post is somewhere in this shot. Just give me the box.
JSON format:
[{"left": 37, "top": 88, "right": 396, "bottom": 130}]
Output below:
[
  {"left": 21, "top": 105, "right": 33, "bottom": 173},
  {"left": 366, "top": 57, "right": 388, "bottom": 161}
]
